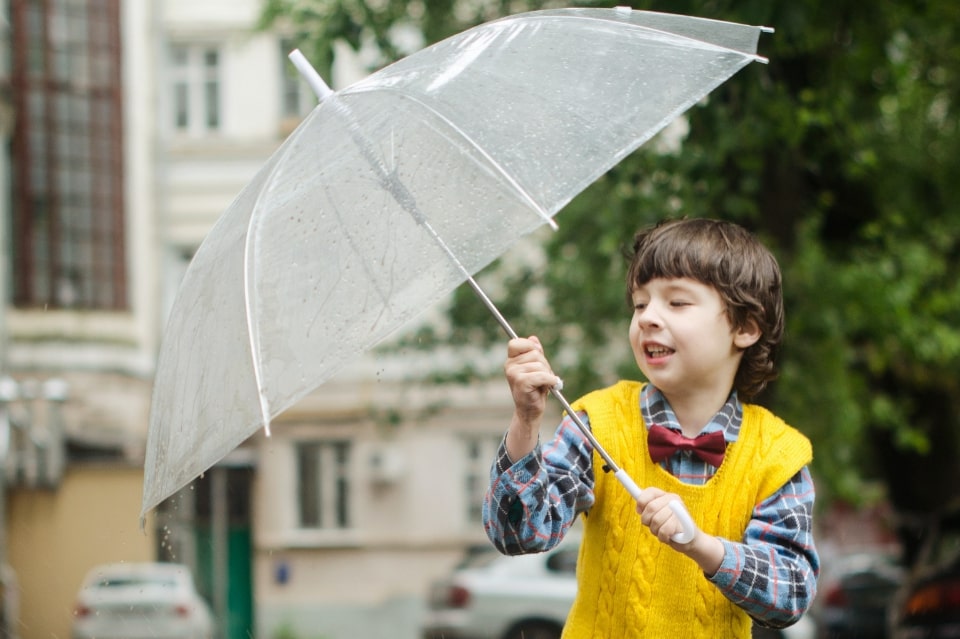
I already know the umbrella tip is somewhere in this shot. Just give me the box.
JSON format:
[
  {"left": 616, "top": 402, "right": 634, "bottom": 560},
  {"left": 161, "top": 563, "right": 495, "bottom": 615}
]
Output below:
[{"left": 288, "top": 49, "right": 334, "bottom": 102}]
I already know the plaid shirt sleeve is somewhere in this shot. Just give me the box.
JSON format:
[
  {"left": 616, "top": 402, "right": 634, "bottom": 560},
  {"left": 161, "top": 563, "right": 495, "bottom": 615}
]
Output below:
[
  {"left": 708, "top": 466, "right": 819, "bottom": 628},
  {"left": 482, "top": 415, "right": 594, "bottom": 555}
]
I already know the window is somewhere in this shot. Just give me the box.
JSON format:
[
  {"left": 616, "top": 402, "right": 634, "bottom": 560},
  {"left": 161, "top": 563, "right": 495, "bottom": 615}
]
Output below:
[
  {"left": 9, "top": 0, "right": 126, "bottom": 309},
  {"left": 463, "top": 435, "right": 502, "bottom": 524},
  {"left": 168, "top": 43, "right": 221, "bottom": 135},
  {"left": 297, "top": 440, "right": 352, "bottom": 530}
]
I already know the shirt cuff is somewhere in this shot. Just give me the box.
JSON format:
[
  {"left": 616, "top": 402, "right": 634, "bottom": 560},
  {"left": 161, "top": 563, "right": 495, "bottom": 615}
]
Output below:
[
  {"left": 494, "top": 436, "right": 542, "bottom": 479},
  {"left": 706, "top": 537, "right": 741, "bottom": 591}
]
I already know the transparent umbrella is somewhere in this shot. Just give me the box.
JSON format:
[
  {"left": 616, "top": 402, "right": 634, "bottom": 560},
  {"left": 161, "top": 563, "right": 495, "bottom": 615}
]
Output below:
[{"left": 141, "top": 7, "right": 772, "bottom": 535}]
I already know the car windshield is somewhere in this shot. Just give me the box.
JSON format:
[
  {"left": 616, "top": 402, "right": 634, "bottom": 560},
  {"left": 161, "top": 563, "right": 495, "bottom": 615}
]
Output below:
[
  {"left": 93, "top": 577, "right": 179, "bottom": 589},
  {"left": 926, "top": 514, "right": 960, "bottom": 570},
  {"left": 456, "top": 550, "right": 502, "bottom": 570}
]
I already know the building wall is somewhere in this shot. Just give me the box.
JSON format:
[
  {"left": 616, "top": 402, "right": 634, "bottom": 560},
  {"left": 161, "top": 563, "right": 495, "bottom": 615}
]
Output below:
[
  {"left": 7, "top": 465, "right": 156, "bottom": 639},
  {"left": 2, "top": 1, "right": 160, "bottom": 638},
  {"left": 251, "top": 371, "right": 550, "bottom": 639}
]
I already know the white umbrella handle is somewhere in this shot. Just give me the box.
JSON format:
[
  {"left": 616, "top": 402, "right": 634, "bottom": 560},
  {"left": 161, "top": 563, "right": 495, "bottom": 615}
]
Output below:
[{"left": 613, "top": 469, "right": 697, "bottom": 544}]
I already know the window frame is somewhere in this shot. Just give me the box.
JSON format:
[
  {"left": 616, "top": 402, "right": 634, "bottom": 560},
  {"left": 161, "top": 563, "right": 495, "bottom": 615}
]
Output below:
[
  {"left": 9, "top": 0, "right": 126, "bottom": 310},
  {"left": 296, "top": 439, "right": 354, "bottom": 531},
  {"left": 166, "top": 41, "right": 222, "bottom": 137},
  {"left": 462, "top": 433, "right": 502, "bottom": 525}
]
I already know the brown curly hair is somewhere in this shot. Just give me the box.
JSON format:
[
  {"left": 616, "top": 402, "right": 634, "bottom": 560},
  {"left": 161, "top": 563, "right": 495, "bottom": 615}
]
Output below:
[{"left": 625, "top": 218, "right": 784, "bottom": 399}]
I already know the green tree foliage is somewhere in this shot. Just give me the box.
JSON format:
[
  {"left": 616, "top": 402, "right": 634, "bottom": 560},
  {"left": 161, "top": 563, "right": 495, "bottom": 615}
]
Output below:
[
  {"left": 259, "top": 0, "right": 558, "bottom": 78},
  {"left": 261, "top": 0, "right": 960, "bottom": 520}
]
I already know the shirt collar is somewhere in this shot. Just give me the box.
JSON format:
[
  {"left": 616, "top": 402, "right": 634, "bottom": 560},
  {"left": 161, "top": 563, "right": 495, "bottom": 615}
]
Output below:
[{"left": 640, "top": 384, "right": 742, "bottom": 444}]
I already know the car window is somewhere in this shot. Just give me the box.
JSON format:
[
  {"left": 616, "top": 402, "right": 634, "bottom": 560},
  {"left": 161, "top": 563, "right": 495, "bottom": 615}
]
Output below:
[
  {"left": 93, "top": 577, "right": 179, "bottom": 588},
  {"left": 545, "top": 549, "right": 577, "bottom": 574},
  {"left": 456, "top": 550, "right": 502, "bottom": 570},
  {"left": 925, "top": 522, "right": 960, "bottom": 570}
]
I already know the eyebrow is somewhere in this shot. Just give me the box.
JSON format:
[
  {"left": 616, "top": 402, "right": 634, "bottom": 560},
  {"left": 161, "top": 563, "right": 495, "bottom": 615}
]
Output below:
[{"left": 637, "top": 279, "right": 703, "bottom": 296}]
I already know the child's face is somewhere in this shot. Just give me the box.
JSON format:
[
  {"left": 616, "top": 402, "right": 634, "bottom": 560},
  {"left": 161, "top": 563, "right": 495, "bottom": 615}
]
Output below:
[{"left": 629, "top": 277, "right": 757, "bottom": 401}]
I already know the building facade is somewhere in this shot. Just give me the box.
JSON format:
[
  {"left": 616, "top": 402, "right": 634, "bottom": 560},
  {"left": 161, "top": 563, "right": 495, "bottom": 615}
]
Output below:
[{"left": 2, "top": 1, "right": 543, "bottom": 638}]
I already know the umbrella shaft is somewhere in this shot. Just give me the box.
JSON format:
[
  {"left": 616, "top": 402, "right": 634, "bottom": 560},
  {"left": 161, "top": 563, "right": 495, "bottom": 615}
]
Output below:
[
  {"left": 463, "top": 276, "right": 518, "bottom": 340},
  {"left": 547, "top": 385, "right": 621, "bottom": 474},
  {"left": 461, "top": 276, "right": 621, "bottom": 473}
]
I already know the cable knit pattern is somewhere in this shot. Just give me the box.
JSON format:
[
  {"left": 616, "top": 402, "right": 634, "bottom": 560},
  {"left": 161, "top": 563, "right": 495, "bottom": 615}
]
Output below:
[{"left": 562, "top": 381, "right": 812, "bottom": 639}]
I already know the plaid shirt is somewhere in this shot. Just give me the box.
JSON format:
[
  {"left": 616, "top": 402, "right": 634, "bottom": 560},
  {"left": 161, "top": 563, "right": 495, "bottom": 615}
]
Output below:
[{"left": 482, "top": 385, "right": 819, "bottom": 629}]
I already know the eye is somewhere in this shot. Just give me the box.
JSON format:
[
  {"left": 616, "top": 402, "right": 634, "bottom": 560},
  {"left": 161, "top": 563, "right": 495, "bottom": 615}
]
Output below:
[{"left": 670, "top": 299, "right": 691, "bottom": 307}]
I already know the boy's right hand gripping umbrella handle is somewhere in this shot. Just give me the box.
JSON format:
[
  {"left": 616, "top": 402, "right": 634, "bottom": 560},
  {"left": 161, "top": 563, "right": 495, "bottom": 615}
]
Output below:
[{"left": 614, "top": 468, "right": 697, "bottom": 544}]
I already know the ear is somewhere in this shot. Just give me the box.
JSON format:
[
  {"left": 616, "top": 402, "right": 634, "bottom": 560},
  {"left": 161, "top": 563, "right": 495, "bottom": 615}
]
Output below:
[{"left": 733, "top": 319, "right": 761, "bottom": 350}]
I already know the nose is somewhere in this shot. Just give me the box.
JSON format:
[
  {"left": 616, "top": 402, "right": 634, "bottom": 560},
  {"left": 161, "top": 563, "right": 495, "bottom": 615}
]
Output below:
[{"left": 635, "top": 303, "right": 662, "bottom": 329}]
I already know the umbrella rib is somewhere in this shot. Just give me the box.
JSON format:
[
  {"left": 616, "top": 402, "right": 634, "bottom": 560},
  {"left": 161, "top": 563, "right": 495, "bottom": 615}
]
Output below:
[
  {"left": 344, "top": 86, "right": 558, "bottom": 231},
  {"left": 511, "top": 8, "right": 770, "bottom": 63},
  {"left": 242, "top": 155, "right": 293, "bottom": 437}
]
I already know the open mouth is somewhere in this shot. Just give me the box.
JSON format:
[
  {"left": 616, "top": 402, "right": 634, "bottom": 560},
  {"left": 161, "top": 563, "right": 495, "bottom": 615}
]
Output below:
[{"left": 645, "top": 344, "right": 674, "bottom": 358}]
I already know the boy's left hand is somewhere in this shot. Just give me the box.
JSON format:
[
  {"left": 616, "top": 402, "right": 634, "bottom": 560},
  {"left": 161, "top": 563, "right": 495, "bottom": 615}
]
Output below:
[
  {"left": 635, "top": 487, "right": 725, "bottom": 576},
  {"left": 635, "top": 487, "right": 692, "bottom": 544}
]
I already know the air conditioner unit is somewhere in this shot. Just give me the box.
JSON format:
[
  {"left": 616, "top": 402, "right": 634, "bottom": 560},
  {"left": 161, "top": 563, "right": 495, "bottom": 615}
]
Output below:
[{"left": 369, "top": 444, "right": 406, "bottom": 484}]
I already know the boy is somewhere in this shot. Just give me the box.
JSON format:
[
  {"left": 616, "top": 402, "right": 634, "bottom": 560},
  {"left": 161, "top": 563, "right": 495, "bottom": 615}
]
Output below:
[{"left": 482, "top": 218, "right": 817, "bottom": 637}]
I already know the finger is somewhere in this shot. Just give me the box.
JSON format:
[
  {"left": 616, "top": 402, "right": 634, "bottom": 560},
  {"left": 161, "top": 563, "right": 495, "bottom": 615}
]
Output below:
[
  {"left": 507, "top": 335, "right": 546, "bottom": 358},
  {"left": 506, "top": 350, "right": 554, "bottom": 385},
  {"left": 505, "top": 357, "right": 553, "bottom": 381},
  {"left": 634, "top": 486, "right": 666, "bottom": 513},
  {"left": 651, "top": 499, "right": 694, "bottom": 544},
  {"left": 639, "top": 501, "right": 672, "bottom": 540},
  {"left": 505, "top": 337, "right": 561, "bottom": 401},
  {"left": 511, "top": 371, "right": 561, "bottom": 394},
  {"left": 650, "top": 508, "right": 681, "bottom": 543},
  {"left": 636, "top": 492, "right": 683, "bottom": 541}
]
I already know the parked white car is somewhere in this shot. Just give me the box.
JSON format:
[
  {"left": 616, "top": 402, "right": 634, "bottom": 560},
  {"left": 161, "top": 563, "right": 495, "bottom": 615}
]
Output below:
[
  {"left": 72, "top": 562, "right": 214, "bottom": 639},
  {"left": 423, "top": 540, "right": 579, "bottom": 639},
  {"left": 422, "top": 536, "right": 815, "bottom": 639}
]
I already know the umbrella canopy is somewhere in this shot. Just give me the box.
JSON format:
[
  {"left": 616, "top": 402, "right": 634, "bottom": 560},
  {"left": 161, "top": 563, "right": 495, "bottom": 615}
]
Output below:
[{"left": 142, "top": 7, "right": 770, "bottom": 519}]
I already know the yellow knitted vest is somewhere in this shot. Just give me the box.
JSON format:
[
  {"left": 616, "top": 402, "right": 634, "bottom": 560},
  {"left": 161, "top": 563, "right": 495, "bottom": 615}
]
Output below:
[{"left": 563, "top": 381, "right": 812, "bottom": 639}]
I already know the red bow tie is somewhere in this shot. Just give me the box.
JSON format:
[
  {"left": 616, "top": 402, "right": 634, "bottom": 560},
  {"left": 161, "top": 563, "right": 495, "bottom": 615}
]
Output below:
[{"left": 648, "top": 424, "right": 727, "bottom": 467}]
